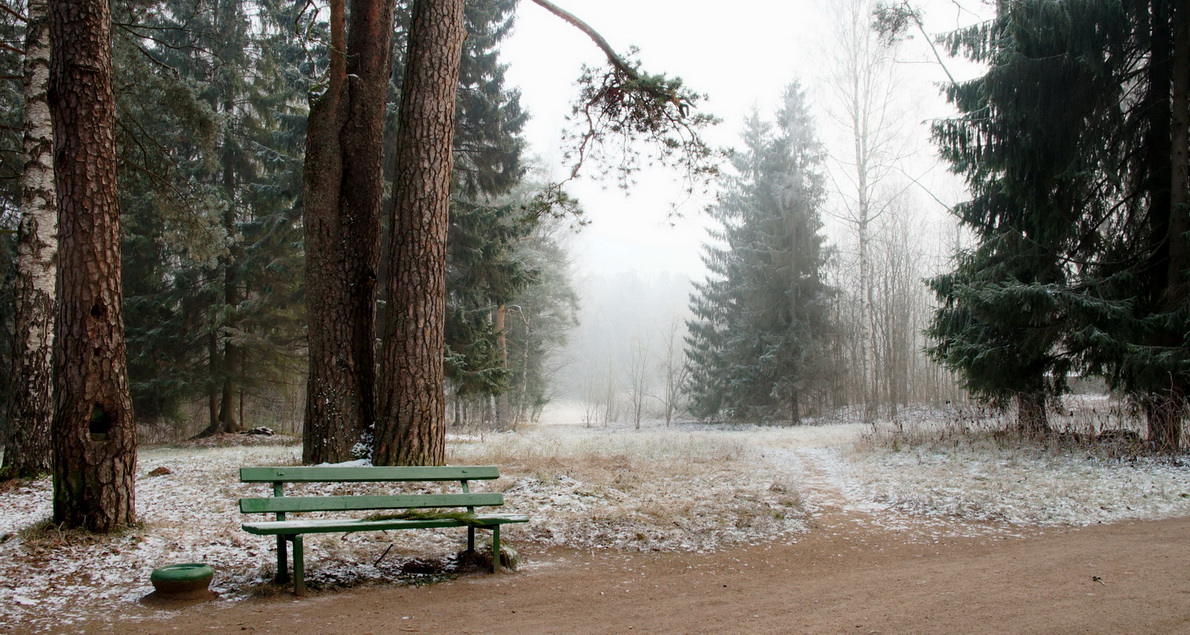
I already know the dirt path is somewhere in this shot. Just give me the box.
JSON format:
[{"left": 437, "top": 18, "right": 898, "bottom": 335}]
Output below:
[{"left": 57, "top": 446, "right": 1190, "bottom": 635}]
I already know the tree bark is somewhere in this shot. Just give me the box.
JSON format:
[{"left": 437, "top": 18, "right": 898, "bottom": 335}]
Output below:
[
  {"left": 790, "top": 389, "right": 801, "bottom": 426},
  {"left": 1152, "top": 0, "right": 1190, "bottom": 453},
  {"left": 374, "top": 0, "right": 466, "bottom": 466},
  {"left": 4, "top": 0, "right": 56, "bottom": 477},
  {"left": 48, "top": 0, "right": 137, "bottom": 531},
  {"left": 1015, "top": 391, "right": 1049, "bottom": 437},
  {"left": 1142, "top": 0, "right": 1185, "bottom": 452},
  {"left": 200, "top": 87, "right": 246, "bottom": 438},
  {"left": 302, "top": 0, "right": 392, "bottom": 463}
]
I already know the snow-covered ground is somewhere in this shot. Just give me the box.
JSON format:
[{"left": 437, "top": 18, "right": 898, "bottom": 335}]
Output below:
[
  {"left": 2, "top": 409, "right": 1189, "bottom": 633},
  {"left": 845, "top": 436, "right": 1190, "bottom": 526}
]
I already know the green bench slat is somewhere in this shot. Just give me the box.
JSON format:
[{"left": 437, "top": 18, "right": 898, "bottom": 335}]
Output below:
[
  {"left": 242, "top": 513, "right": 529, "bottom": 536},
  {"left": 240, "top": 492, "right": 504, "bottom": 514},
  {"left": 240, "top": 465, "right": 500, "bottom": 483}
]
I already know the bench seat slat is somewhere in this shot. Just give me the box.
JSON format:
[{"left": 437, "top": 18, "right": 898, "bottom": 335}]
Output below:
[
  {"left": 240, "top": 492, "right": 504, "bottom": 514},
  {"left": 242, "top": 513, "right": 529, "bottom": 536},
  {"left": 240, "top": 465, "right": 500, "bottom": 483}
]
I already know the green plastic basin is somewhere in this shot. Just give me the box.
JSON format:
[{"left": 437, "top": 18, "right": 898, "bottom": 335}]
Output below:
[{"left": 150, "top": 563, "right": 214, "bottom": 598}]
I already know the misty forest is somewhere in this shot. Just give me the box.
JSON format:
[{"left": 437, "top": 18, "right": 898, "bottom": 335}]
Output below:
[{"left": 0, "top": 0, "right": 1188, "bottom": 631}]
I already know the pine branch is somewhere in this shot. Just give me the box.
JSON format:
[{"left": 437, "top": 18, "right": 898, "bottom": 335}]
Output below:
[
  {"left": 0, "top": 2, "right": 26, "bottom": 23},
  {"left": 527, "top": 0, "right": 635, "bottom": 79}
]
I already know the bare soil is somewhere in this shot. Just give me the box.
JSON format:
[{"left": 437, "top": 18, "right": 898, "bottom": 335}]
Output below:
[{"left": 58, "top": 489, "right": 1190, "bottom": 634}]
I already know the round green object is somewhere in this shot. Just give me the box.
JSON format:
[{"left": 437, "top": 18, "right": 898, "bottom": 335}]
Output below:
[{"left": 150, "top": 563, "right": 214, "bottom": 598}]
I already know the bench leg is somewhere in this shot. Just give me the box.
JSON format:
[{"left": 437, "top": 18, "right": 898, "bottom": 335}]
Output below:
[
  {"left": 467, "top": 526, "right": 475, "bottom": 553},
  {"left": 293, "top": 535, "right": 306, "bottom": 596},
  {"left": 491, "top": 525, "right": 501, "bottom": 574},
  {"left": 274, "top": 535, "right": 290, "bottom": 584}
]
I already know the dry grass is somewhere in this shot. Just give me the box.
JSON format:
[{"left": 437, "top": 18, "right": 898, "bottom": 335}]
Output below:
[
  {"left": 452, "top": 428, "right": 750, "bottom": 483},
  {"left": 450, "top": 427, "right": 808, "bottom": 552},
  {"left": 854, "top": 396, "right": 1156, "bottom": 460}
]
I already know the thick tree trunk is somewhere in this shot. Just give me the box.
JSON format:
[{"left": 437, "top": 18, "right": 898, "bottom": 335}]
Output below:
[
  {"left": 301, "top": 0, "right": 352, "bottom": 462},
  {"left": 4, "top": 0, "right": 56, "bottom": 477},
  {"left": 302, "top": 0, "right": 392, "bottom": 464},
  {"left": 374, "top": 0, "right": 467, "bottom": 466},
  {"left": 48, "top": 0, "right": 137, "bottom": 532},
  {"left": 1142, "top": 0, "right": 1185, "bottom": 451},
  {"left": 1015, "top": 390, "right": 1049, "bottom": 437},
  {"left": 1154, "top": 0, "right": 1190, "bottom": 453}
]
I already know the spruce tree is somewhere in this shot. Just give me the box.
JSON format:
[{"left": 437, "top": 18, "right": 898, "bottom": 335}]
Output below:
[
  {"left": 114, "top": 0, "right": 308, "bottom": 432},
  {"left": 929, "top": 0, "right": 1190, "bottom": 447},
  {"left": 440, "top": 0, "right": 533, "bottom": 425},
  {"left": 685, "top": 83, "right": 832, "bottom": 424},
  {"left": 927, "top": 0, "right": 1128, "bottom": 433}
]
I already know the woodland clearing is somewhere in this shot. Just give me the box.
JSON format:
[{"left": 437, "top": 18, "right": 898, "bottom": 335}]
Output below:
[{"left": 2, "top": 399, "right": 1188, "bottom": 633}]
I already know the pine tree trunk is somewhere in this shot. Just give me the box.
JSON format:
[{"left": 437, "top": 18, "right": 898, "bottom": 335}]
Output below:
[
  {"left": 217, "top": 103, "right": 244, "bottom": 434},
  {"left": 4, "top": 0, "right": 55, "bottom": 477},
  {"left": 301, "top": 9, "right": 353, "bottom": 463},
  {"left": 375, "top": 0, "right": 467, "bottom": 466},
  {"left": 302, "top": 0, "right": 391, "bottom": 463},
  {"left": 49, "top": 0, "right": 137, "bottom": 532}
]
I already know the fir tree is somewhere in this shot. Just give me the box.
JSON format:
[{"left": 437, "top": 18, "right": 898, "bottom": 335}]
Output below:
[
  {"left": 685, "top": 83, "right": 832, "bottom": 424},
  {"left": 929, "top": 0, "right": 1190, "bottom": 447},
  {"left": 114, "top": 0, "right": 309, "bottom": 432},
  {"left": 927, "top": 0, "right": 1128, "bottom": 434}
]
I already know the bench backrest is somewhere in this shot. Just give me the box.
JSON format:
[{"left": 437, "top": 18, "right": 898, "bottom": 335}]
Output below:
[
  {"left": 240, "top": 465, "right": 500, "bottom": 483},
  {"left": 239, "top": 465, "right": 504, "bottom": 516}
]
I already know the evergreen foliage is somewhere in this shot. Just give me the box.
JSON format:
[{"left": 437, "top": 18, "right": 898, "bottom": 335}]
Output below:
[
  {"left": 113, "top": 0, "right": 309, "bottom": 428},
  {"left": 502, "top": 215, "right": 580, "bottom": 424},
  {"left": 0, "top": 2, "right": 21, "bottom": 442},
  {"left": 418, "top": 0, "right": 576, "bottom": 427},
  {"left": 929, "top": 0, "right": 1189, "bottom": 446},
  {"left": 439, "top": 0, "right": 530, "bottom": 403},
  {"left": 926, "top": 0, "right": 1127, "bottom": 431},
  {"left": 685, "top": 83, "right": 833, "bottom": 424}
]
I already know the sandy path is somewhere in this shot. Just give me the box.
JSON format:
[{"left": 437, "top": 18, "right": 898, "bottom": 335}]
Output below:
[{"left": 54, "top": 444, "right": 1190, "bottom": 635}]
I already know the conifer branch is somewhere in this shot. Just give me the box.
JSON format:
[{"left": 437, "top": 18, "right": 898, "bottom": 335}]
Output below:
[
  {"left": 527, "top": 0, "right": 635, "bottom": 78},
  {"left": 0, "top": 2, "right": 26, "bottom": 23}
]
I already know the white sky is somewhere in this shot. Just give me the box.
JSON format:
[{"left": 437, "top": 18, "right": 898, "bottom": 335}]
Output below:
[{"left": 501, "top": 0, "right": 991, "bottom": 279}]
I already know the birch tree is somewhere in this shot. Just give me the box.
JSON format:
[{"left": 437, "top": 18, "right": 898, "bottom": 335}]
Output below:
[
  {"left": 824, "top": 0, "right": 906, "bottom": 421},
  {"left": 4, "top": 0, "right": 55, "bottom": 477}
]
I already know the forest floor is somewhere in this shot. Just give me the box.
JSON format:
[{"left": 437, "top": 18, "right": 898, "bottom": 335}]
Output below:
[{"left": 2, "top": 398, "right": 1189, "bottom": 633}]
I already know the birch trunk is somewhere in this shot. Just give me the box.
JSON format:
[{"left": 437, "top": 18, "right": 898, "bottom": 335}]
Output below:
[{"left": 4, "top": 0, "right": 56, "bottom": 476}]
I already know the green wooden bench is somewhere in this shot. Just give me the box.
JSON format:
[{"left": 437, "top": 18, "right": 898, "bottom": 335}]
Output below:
[{"left": 239, "top": 465, "right": 528, "bottom": 595}]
